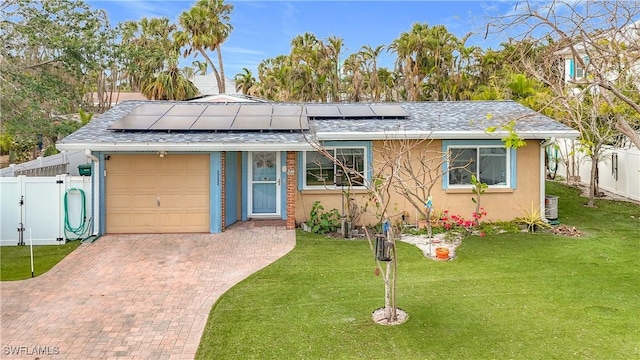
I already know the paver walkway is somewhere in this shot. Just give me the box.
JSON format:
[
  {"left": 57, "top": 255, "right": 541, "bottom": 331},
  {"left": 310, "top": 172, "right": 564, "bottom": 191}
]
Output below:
[{"left": 0, "top": 223, "right": 295, "bottom": 359}]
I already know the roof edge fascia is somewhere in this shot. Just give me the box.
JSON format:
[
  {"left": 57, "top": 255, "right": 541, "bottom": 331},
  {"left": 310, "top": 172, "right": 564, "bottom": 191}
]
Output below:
[
  {"left": 315, "top": 130, "right": 580, "bottom": 140},
  {"left": 56, "top": 142, "right": 315, "bottom": 152}
]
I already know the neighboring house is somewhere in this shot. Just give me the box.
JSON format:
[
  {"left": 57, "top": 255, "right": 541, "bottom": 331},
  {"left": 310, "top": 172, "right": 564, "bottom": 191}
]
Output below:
[
  {"left": 56, "top": 100, "right": 579, "bottom": 235},
  {"left": 557, "top": 19, "right": 640, "bottom": 86},
  {"left": 190, "top": 74, "right": 239, "bottom": 95},
  {"left": 0, "top": 150, "right": 88, "bottom": 177},
  {"left": 187, "top": 93, "right": 268, "bottom": 103}
]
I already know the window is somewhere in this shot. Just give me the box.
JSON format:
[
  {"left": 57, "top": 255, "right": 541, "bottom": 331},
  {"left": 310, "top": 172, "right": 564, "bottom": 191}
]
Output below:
[
  {"left": 569, "top": 56, "right": 589, "bottom": 80},
  {"left": 447, "top": 145, "right": 510, "bottom": 187},
  {"left": 303, "top": 147, "right": 366, "bottom": 188}
]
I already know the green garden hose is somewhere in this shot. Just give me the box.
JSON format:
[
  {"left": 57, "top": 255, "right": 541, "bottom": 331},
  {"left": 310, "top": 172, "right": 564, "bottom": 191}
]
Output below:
[{"left": 64, "top": 188, "right": 91, "bottom": 240}]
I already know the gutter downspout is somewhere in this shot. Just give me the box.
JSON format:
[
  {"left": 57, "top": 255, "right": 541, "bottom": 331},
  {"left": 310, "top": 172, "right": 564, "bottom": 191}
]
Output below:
[{"left": 540, "top": 138, "right": 556, "bottom": 222}]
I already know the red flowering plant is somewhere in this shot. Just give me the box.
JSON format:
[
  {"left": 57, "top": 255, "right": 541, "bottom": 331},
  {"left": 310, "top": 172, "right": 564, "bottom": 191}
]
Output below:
[{"left": 440, "top": 208, "right": 487, "bottom": 236}]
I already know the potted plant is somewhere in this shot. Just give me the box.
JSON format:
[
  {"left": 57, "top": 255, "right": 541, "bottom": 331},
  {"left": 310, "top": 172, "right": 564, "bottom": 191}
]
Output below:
[{"left": 518, "top": 203, "right": 550, "bottom": 232}]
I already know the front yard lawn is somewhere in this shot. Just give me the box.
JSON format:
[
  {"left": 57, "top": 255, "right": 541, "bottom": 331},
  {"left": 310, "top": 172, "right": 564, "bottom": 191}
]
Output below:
[
  {"left": 197, "top": 182, "right": 640, "bottom": 359},
  {"left": 0, "top": 241, "right": 81, "bottom": 281}
]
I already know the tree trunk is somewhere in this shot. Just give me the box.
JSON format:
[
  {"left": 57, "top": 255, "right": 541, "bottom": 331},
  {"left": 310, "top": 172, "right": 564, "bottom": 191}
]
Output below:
[
  {"left": 383, "top": 260, "right": 392, "bottom": 319},
  {"left": 216, "top": 46, "right": 226, "bottom": 93},
  {"left": 587, "top": 148, "right": 600, "bottom": 207},
  {"left": 199, "top": 49, "right": 223, "bottom": 94}
]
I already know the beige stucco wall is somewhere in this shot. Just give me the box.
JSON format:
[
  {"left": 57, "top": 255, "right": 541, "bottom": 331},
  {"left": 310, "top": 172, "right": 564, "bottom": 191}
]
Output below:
[{"left": 294, "top": 139, "right": 541, "bottom": 226}]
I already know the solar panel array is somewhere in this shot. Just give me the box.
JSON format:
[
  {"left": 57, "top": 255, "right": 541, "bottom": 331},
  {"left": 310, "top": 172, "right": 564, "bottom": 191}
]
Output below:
[{"left": 108, "top": 103, "right": 408, "bottom": 131}]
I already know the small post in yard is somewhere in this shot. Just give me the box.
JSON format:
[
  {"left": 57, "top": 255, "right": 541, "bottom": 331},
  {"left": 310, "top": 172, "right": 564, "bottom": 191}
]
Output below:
[{"left": 29, "top": 228, "right": 34, "bottom": 278}]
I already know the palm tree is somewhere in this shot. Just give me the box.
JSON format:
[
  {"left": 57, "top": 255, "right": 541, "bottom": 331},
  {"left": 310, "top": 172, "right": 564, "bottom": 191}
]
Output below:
[
  {"left": 326, "top": 36, "right": 344, "bottom": 102},
  {"left": 192, "top": 60, "right": 208, "bottom": 75},
  {"left": 234, "top": 67, "right": 256, "bottom": 95},
  {"left": 142, "top": 58, "right": 199, "bottom": 100},
  {"left": 342, "top": 52, "right": 366, "bottom": 102},
  {"left": 176, "top": 0, "right": 233, "bottom": 94},
  {"left": 360, "top": 45, "right": 385, "bottom": 102}
]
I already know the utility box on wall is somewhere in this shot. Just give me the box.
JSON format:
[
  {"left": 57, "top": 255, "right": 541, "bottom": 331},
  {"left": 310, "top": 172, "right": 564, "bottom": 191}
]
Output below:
[{"left": 78, "top": 164, "right": 92, "bottom": 176}]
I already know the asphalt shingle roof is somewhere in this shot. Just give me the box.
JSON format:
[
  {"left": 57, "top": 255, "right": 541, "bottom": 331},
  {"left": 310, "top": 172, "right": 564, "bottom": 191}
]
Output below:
[{"left": 58, "top": 100, "right": 577, "bottom": 149}]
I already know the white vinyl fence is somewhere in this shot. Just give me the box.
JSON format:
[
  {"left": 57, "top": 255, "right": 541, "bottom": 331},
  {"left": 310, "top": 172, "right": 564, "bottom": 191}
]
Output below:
[
  {"left": 554, "top": 139, "right": 640, "bottom": 201},
  {"left": 0, "top": 175, "right": 92, "bottom": 246}
]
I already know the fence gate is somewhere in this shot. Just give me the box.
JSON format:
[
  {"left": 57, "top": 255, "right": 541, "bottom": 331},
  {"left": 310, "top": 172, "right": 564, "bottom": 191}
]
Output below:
[{"left": 0, "top": 175, "right": 91, "bottom": 246}]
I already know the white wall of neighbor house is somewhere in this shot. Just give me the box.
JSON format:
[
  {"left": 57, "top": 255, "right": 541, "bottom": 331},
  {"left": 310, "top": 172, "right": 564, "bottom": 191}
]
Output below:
[
  {"left": 0, "top": 175, "right": 92, "bottom": 246},
  {"left": 555, "top": 139, "right": 640, "bottom": 201}
]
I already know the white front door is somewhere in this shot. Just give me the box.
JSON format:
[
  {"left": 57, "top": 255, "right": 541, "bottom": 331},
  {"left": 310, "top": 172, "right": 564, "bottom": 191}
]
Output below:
[{"left": 248, "top": 151, "right": 281, "bottom": 217}]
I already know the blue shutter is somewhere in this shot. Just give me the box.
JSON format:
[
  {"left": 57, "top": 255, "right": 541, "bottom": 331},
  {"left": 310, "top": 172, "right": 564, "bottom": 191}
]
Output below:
[{"left": 568, "top": 58, "right": 575, "bottom": 78}]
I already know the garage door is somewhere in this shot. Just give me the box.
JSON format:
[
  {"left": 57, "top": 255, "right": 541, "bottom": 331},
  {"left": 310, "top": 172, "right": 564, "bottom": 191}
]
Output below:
[{"left": 106, "top": 154, "right": 210, "bottom": 233}]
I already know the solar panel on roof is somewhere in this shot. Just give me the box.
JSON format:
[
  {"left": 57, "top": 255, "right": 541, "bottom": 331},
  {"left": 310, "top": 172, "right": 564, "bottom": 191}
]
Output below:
[
  {"left": 338, "top": 105, "right": 375, "bottom": 117},
  {"left": 191, "top": 116, "right": 235, "bottom": 130},
  {"left": 109, "top": 103, "right": 339, "bottom": 132},
  {"left": 129, "top": 104, "right": 174, "bottom": 116},
  {"left": 231, "top": 115, "right": 271, "bottom": 130},
  {"left": 107, "top": 115, "right": 161, "bottom": 130},
  {"left": 149, "top": 115, "right": 198, "bottom": 130},
  {"left": 306, "top": 105, "right": 341, "bottom": 117},
  {"left": 201, "top": 105, "right": 240, "bottom": 116},
  {"left": 370, "top": 105, "right": 409, "bottom": 117},
  {"left": 165, "top": 104, "right": 207, "bottom": 116},
  {"left": 270, "top": 116, "right": 309, "bottom": 130},
  {"left": 237, "top": 105, "right": 273, "bottom": 116},
  {"left": 272, "top": 105, "right": 303, "bottom": 116}
]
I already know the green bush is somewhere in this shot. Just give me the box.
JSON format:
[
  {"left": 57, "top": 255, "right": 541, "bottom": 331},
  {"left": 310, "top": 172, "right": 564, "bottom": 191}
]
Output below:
[{"left": 308, "top": 201, "right": 341, "bottom": 234}]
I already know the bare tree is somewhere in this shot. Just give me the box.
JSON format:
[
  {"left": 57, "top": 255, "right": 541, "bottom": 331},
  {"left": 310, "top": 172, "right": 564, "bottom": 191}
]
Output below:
[
  {"left": 304, "top": 129, "right": 404, "bottom": 323},
  {"left": 304, "top": 129, "right": 474, "bottom": 324},
  {"left": 489, "top": 0, "right": 640, "bottom": 149},
  {"left": 374, "top": 137, "right": 471, "bottom": 237}
]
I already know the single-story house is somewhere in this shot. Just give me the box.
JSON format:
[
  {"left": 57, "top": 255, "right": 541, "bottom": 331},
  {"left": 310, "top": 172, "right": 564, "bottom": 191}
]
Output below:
[{"left": 56, "top": 100, "right": 579, "bottom": 235}]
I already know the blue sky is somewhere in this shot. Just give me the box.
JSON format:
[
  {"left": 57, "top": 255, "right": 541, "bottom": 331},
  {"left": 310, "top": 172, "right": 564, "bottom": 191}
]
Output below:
[{"left": 88, "top": 0, "right": 515, "bottom": 79}]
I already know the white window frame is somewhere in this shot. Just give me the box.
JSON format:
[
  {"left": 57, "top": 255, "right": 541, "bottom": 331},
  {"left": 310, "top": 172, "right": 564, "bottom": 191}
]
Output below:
[
  {"left": 447, "top": 145, "right": 511, "bottom": 189},
  {"left": 302, "top": 147, "right": 368, "bottom": 190}
]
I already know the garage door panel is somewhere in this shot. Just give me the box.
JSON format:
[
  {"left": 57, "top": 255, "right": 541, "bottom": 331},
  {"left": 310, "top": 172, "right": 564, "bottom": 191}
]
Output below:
[
  {"left": 133, "top": 175, "right": 159, "bottom": 192},
  {"left": 159, "top": 213, "right": 185, "bottom": 227},
  {"left": 185, "top": 213, "right": 209, "bottom": 226},
  {"left": 134, "top": 213, "right": 159, "bottom": 227},
  {"left": 108, "top": 213, "right": 132, "bottom": 226},
  {"left": 107, "top": 194, "right": 133, "bottom": 210},
  {"left": 134, "top": 158, "right": 160, "bottom": 172},
  {"left": 106, "top": 154, "right": 210, "bottom": 234},
  {"left": 188, "top": 175, "right": 209, "bottom": 189},
  {"left": 185, "top": 157, "right": 208, "bottom": 171},
  {"left": 159, "top": 175, "right": 187, "bottom": 190},
  {"left": 109, "top": 175, "right": 134, "bottom": 191},
  {"left": 183, "top": 194, "right": 209, "bottom": 208},
  {"left": 132, "top": 194, "right": 159, "bottom": 210},
  {"left": 160, "top": 194, "right": 186, "bottom": 208}
]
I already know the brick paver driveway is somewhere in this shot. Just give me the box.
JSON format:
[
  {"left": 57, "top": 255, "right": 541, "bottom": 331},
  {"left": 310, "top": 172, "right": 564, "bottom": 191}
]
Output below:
[{"left": 0, "top": 223, "right": 295, "bottom": 359}]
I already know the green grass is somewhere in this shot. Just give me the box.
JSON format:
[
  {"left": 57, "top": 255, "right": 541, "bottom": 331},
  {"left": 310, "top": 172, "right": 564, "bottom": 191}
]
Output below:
[
  {"left": 197, "top": 181, "right": 640, "bottom": 359},
  {"left": 0, "top": 241, "right": 81, "bottom": 281}
]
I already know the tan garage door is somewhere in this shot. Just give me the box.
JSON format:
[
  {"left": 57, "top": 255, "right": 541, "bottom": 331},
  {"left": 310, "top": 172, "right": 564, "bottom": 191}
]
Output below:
[{"left": 106, "top": 154, "right": 210, "bottom": 233}]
